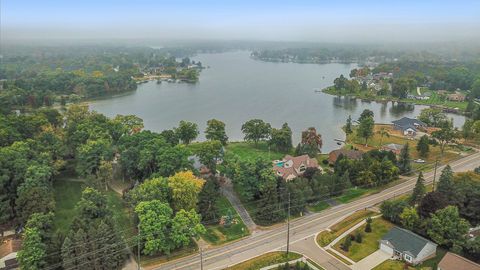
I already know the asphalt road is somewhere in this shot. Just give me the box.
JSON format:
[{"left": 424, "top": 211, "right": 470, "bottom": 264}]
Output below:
[{"left": 152, "top": 151, "right": 480, "bottom": 270}]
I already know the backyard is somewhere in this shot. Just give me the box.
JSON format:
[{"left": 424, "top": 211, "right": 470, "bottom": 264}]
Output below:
[
  {"left": 201, "top": 196, "right": 249, "bottom": 245},
  {"left": 316, "top": 210, "right": 375, "bottom": 247},
  {"left": 333, "top": 218, "right": 394, "bottom": 262}
]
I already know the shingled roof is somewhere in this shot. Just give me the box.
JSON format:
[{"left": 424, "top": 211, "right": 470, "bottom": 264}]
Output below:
[
  {"left": 381, "top": 227, "right": 436, "bottom": 257},
  {"left": 438, "top": 252, "right": 480, "bottom": 270},
  {"left": 392, "top": 117, "right": 426, "bottom": 129}
]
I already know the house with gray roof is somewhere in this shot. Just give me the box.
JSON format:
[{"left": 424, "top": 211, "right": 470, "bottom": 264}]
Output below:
[
  {"left": 379, "top": 227, "right": 437, "bottom": 265},
  {"left": 392, "top": 117, "right": 427, "bottom": 136}
]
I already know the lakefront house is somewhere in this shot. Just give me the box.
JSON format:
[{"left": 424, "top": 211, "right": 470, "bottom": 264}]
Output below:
[
  {"left": 392, "top": 117, "right": 427, "bottom": 137},
  {"left": 272, "top": 155, "right": 319, "bottom": 181}
]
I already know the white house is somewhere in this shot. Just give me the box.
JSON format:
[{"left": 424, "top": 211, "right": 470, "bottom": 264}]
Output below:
[{"left": 379, "top": 227, "right": 437, "bottom": 265}]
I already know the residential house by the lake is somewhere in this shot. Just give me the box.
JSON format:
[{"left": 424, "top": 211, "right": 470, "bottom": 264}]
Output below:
[
  {"left": 273, "top": 155, "right": 319, "bottom": 181},
  {"left": 392, "top": 117, "right": 427, "bottom": 136},
  {"left": 328, "top": 149, "right": 363, "bottom": 165}
]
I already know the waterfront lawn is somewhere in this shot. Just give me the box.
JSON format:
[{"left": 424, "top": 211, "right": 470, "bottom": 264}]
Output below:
[
  {"left": 225, "top": 141, "right": 290, "bottom": 161},
  {"left": 316, "top": 210, "right": 375, "bottom": 247},
  {"left": 201, "top": 196, "right": 249, "bottom": 245},
  {"left": 53, "top": 179, "right": 85, "bottom": 235},
  {"left": 333, "top": 218, "right": 394, "bottom": 262},
  {"left": 225, "top": 251, "right": 302, "bottom": 270}
]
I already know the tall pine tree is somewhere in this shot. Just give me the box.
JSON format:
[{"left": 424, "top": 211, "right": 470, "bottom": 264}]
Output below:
[
  {"left": 398, "top": 143, "right": 412, "bottom": 174},
  {"left": 437, "top": 165, "right": 454, "bottom": 199},
  {"left": 410, "top": 172, "right": 426, "bottom": 205}
]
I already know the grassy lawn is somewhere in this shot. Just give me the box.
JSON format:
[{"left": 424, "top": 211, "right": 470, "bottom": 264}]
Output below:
[
  {"left": 373, "top": 260, "right": 415, "bottom": 270},
  {"left": 225, "top": 141, "right": 290, "bottom": 161},
  {"left": 201, "top": 196, "right": 249, "bottom": 245},
  {"left": 333, "top": 218, "right": 394, "bottom": 262},
  {"left": 307, "top": 201, "right": 330, "bottom": 212},
  {"left": 225, "top": 251, "right": 302, "bottom": 270},
  {"left": 316, "top": 210, "right": 375, "bottom": 247},
  {"left": 336, "top": 188, "right": 370, "bottom": 203},
  {"left": 52, "top": 179, "right": 85, "bottom": 235},
  {"left": 106, "top": 190, "right": 136, "bottom": 240}
]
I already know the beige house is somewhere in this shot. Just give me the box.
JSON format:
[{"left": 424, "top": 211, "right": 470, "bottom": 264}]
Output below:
[
  {"left": 438, "top": 252, "right": 480, "bottom": 270},
  {"left": 272, "top": 155, "right": 319, "bottom": 181}
]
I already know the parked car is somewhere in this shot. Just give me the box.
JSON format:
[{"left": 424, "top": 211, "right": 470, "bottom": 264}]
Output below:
[{"left": 414, "top": 159, "right": 426, "bottom": 163}]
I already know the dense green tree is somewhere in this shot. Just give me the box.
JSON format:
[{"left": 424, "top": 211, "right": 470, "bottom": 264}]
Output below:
[
  {"left": 359, "top": 109, "right": 374, "bottom": 122},
  {"left": 135, "top": 200, "right": 173, "bottom": 255},
  {"left": 416, "top": 135, "right": 430, "bottom": 157},
  {"left": 432, "top": 124, "right": 457, "bottom": 155},
  {"left": 76, "top": 139, "right": 112, "bottom": 176},
  {"left": 160, "top": 129, "right": 179, "bottom": 146},
  {"left": 437, "top": 165, "right": 454, "bottom": 199},
  {"left": 168, "top": 171, "right": 205, "bottom": 212},
  {"left": 418, "top": 108, "right": 448, "bottom": 127},
  {"left": 357, "top": 116, "right": 374, "bottom": 146},
  {"left": 397, "top": 143, "right": 412, "bottom": 174},
  {"left": 17, "top": 228, "right": 47, "bottom": 270},
  {"left": 380, "top": 199, "right": 408, "bottom": 224},
  {"left": 205, "top": 119, "right": 228, "bottom": 145},
  {"left": 400, "top": 206, "right": 420, "bottom": 231},
  {"left": 15, "top": 175, "right": 55, "bottom": 225},
  {"left": 197, "top": 178, "right": 220, "bottom": 224},
  {"left": 175, "top": 120, "right": 199, "bottom": 145},
  {"left": 428, "top": 206, "right": 470, "bottom": 250},
  {"left": 126, "top": 177, "right": 170, "bottom": 207},
  {"left": 195, "top": 140, "right": 223, "bottom": 172},
  {"left": 170, "top": 209, "right": 206, "bottom": 248},
  {"left": 269, "top": 123, "right": 293, "bottom": 152},
  {"left": 392, "top": 77, "right": 414, "bottom": 98},
  {"left": 113, "top": 114, "right": 144, "bottom": 135},
  {"left": 241, "top": 119, "right": 272, "bottom": 146},
  {"left": 345, "top": 115, "right": 353, "bottom": 136},
  {"left": 409, "top": 172, "right": 426, "bottom": 205}
]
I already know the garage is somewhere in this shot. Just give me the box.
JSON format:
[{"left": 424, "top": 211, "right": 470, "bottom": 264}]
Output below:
[{"left": 380, "top": 242, "right": 394, "bottom": 255}]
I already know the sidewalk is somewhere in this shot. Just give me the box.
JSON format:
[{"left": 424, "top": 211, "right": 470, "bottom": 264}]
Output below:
[
  {"left": 221, "top": 178, "right": 257, "bottom": 232},
  {"left": 325, "top": 215, "right": 382, "bottom": 266}
]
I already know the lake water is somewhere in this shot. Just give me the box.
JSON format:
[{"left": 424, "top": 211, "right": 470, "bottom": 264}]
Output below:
[{"left": 89, "top": 51, "right": 465, "bottom": 152}]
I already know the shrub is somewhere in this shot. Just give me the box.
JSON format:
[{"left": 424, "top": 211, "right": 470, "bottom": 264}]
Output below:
[
  {"left": 365, "top": 222, "right": 372, "bottom": 233},
  {"left": 342, "top": 236, "right": 352, "bottom": 251},
  {"left": 355, "top": 232, "right": 363, "bottom": 243}
]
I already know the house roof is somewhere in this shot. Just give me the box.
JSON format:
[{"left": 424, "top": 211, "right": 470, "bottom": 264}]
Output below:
[
  {"left": 438, "top": 252, "right": 480, "bottom": 270},
  {"left": 273, "top": 155, "right": 318, "bottom": 180},
  {"left": 392, "top": 117, "right": 426, "bottom": 128},
  {"left": 382, "top": 143, "right": 404, "bottom": 151},
  {"left": 328, "top": 149, "right": 363, "bottom": 163},
  {"left": 381, "top": 227, "right": 436, "bottom": 257}
]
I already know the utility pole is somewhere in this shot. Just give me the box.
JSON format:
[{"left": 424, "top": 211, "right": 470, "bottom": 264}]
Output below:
[
  {"left": 286, "top": 192, "right": 291, "bottom": 258},
  {"left": 200, "top": 247, "right": 204, "bottom": 270},
  {"left": 432, "top": 158, "right": 439, "bottom": 191},
  {"left": 137, "top": 223, "right": 141, "bottom": 270}
]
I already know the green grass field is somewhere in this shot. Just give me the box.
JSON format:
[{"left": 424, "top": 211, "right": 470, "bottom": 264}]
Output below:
[
  {"left": 225, "top": 252, "right": 302, "bottom": 270},
  {"left": 225, "top": 141, "right": 290, "bottom": 161},
  {"left": 201, "top": 196, "right": 249, "bottom": 245},
  {"left": 336, "top": 188, "right": 370, "bottom": 203},
  {"left": 106, "top": 190, "right": 136, "bottom": 240},
  {"left": 307, "top": 201, "right": 330, "bottom": 212},
  {"left": 316, "top": 210, "right": 375, "bottom": 247},
  {"left": 333, "top": 218, "right": 394, "bottom": 262},
  {"left": 52, "top": 179, "right": 85, "bottom": 235}
]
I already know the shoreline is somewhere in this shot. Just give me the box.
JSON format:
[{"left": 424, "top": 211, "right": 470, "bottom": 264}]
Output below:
[{"left": 321, "top": 87, "right": 468, "bottom": 116}]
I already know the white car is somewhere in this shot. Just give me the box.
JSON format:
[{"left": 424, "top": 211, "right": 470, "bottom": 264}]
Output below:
[{"left": 414, "top": 159, "right": 426, "bottom": 163}]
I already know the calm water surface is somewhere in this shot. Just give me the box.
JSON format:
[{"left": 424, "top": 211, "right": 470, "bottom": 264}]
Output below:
[{"left": 89, "top": 51, "right": 465, "bottom": 152}]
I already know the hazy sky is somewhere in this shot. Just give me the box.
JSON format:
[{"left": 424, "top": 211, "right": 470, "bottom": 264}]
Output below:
[{"left": 2, "top": 0, "right": 480, "bottom": 42}]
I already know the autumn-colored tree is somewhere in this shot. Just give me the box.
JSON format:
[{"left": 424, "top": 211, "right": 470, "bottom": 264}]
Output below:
[{"left": 168, "top": 171, "right": 205, "bottom": 212}]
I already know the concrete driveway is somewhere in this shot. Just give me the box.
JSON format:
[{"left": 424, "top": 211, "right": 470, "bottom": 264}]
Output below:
[{"left": 353, "top": 250, "right": 391, "bottom": 270}]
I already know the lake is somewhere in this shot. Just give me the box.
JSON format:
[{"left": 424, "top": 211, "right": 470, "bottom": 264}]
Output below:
[{"left": 89, "top": 51, "right": 465, "bottom": 152}]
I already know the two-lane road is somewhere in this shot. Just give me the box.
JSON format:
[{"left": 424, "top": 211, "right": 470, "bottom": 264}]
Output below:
[{"left": 152, "top": 151, "right": 480, "bottom": 270}]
